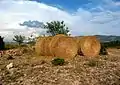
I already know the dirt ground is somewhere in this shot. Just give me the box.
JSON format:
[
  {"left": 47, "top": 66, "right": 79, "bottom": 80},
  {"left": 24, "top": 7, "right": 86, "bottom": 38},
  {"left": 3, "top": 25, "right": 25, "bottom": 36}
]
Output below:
[{"left": 0, "top": 48, "right": 120, "bottom": 85}]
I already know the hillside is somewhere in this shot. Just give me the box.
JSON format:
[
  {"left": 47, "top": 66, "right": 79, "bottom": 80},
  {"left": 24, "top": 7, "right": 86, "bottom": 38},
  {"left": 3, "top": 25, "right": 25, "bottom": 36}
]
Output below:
[
  {"left": 95, "top": 35, "right": 120, "bottom": 42},
  {"left": 75, "top": 35, "right": 120, "bottom": 42}
]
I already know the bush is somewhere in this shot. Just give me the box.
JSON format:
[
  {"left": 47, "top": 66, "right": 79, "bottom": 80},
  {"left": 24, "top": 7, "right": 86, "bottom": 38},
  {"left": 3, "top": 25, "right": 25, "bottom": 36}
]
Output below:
[
  {"left": 99, "top": 45, "right": 108, "bottom": 55},
  {"left": 51, "top": 58, "right": 65, "bottom": 66},
  {"left": 0, "top": 36, "right": 5, "bottom": 50},
  {"left": 5, "top": 43, "right": 19, "bottom": 50}
]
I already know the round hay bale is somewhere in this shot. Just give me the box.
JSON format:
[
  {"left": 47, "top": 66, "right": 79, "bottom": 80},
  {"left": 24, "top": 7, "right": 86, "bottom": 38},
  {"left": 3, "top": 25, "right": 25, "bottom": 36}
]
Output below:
[
  {"left": 35, "top": 37, "right": 44, "bottom": 56},
  {"left": 49, "top": 34, "right": 67, "bottom": 56},
  {"left": 35, "top": 36, "right": 53, "bottom": 56},
  {"left": 80, "top": 36, "right": 101, "bottom": 57},
  {"left": 49, "top": 36, "right": 78, "bottom": 60},
  {"left": 73, "top": 37, "right": 83, "bottom": 55}
]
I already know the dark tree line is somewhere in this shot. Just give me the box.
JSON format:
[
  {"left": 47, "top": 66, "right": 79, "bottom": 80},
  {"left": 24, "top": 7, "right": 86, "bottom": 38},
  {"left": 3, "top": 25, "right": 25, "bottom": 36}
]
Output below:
[
  {"left": 100, "top": 40, "right": 120, "bottom": 55},
  {"left": 102, "top": 40, "right": 120, "bottom": 48},
  {"left": 0, "top": 36, "right": 5, "bottom": 50}
]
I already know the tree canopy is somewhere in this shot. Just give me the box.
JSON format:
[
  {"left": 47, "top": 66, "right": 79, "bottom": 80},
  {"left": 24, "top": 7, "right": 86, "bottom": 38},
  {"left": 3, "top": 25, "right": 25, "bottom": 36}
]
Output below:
[
  {"left": 13, "top": 35, "right": 25, "bottom": 45},
  {"left": 44, "top": 21, "right": 70, "bottom": 36}
]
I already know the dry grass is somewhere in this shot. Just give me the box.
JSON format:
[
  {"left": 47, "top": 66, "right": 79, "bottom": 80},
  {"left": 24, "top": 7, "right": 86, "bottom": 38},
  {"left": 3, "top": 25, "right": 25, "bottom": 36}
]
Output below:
[{"left": 0, "top": 48, "right": 120, "bottom": 85}]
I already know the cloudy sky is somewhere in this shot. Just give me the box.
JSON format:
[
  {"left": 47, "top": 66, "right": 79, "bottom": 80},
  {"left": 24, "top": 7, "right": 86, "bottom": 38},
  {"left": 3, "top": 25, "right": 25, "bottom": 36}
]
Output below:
[{"left": 0, "top": 0, "right": 120, "bottom": 41}]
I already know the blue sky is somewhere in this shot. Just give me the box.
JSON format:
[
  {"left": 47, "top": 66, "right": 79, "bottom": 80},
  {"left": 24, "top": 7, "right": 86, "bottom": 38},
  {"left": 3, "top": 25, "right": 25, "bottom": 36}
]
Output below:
[
  {"left": 0, "top": 0, "right": 120, "bottom": 41},
  {"left": 31, "top": 0, "right": 120, "bottom": 11},
  {"left": 30, "top": 0, "right": 93, "bottom": 11}
]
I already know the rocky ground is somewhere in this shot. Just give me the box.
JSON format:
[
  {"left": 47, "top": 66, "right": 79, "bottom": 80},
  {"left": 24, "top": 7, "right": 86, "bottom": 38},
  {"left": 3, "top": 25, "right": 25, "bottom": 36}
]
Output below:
[{"left": 0, "top": 48, "right": 120, "bottom": 85}]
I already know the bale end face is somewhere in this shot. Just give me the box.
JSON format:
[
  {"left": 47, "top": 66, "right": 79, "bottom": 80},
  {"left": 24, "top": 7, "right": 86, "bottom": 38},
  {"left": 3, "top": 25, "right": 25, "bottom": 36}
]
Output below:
[
  {"left": 80, "top": 36, "right": 101, "bottom": 57},
  {"left": 35, "top": 36, "right": 53, "bottom": 56},
  {"left": 50, "top": 36, "right": 78, "bottom": 60}
]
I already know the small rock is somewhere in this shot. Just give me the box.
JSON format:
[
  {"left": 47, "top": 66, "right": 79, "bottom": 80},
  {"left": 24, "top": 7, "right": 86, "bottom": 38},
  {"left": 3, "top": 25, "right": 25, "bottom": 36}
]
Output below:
[{"left": 6, "top": 63, "right": 13, "bottom": 70}]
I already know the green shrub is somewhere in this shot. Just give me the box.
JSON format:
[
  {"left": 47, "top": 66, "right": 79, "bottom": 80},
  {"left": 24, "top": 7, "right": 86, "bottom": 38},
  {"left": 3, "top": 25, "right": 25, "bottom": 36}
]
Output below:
[
  {"left": 5, "top": 43, "right": 19, "bottom": 50},
  {"left": 51, "top": 58, "right": 65, "bottom": 66},
  {"left": 99, "top": 45, "right": 108, "bottom": 55},
  {"left": 0, "top": 36, "right": 5, "bottom": 50}
]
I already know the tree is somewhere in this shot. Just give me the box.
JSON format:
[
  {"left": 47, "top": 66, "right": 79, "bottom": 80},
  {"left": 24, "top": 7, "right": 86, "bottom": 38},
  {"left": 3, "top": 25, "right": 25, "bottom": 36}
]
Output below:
[
  {"left": 44, "top": 21, "right": 70, "bottom": 36},
  {"left": 27, "top": 35, "right": 36, "bottom": 46},
  {"left": 13, "top": 35, "right": 25, "bottom": 45},
  {"left": 0, "top": 36, "right": 5, "bottom": 50}
]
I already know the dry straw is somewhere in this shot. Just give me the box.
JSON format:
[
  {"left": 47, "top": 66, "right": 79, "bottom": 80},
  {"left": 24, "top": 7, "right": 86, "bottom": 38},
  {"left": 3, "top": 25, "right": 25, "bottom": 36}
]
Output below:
[
  {"left": 49, "top": 34, "right": 67, "bottom": 56},
  {"left": 49, "top": 35, "right": 78, "bottom": 60},
  {"left": 35, "top": 36, "right": 53, "bottom": 56},
  {"left": 73, "top": 36, "right": 83, "bottom": 55},
  {"left": 35, "top": 34, "right": 101, "bottom": 60},
  {"left": 79, "top": 36, "right": 101, "bottom": 57}
]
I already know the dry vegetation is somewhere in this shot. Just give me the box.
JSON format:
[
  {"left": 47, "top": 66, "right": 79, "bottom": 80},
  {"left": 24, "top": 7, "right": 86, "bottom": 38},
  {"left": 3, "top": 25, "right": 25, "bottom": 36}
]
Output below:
[
  {"left": 35, "top": 35, "right": 101, "bottom": 61},
  {"left": 0, "top": 46, "right": 120, "bottom": 85}
]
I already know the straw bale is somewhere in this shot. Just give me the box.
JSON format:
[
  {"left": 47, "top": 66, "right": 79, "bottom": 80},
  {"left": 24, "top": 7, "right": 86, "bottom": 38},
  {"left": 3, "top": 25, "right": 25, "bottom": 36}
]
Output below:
[
  {"left": 35, "top": 36, "right": 53, "bottom": 56},
  {"left": 73, "top": 37, "right": 83, "bottom": 55},
  {"left": 49, "top": 34, "right": 67, "bottom": 55},
  {"left": 35, "top": 37, "right": 44, "bottom": 56},
  {"left": 80, "top": 36, "right": 101, "bottom": 57},
  {"left": 49, "top": 36, "right": 78, "bottom": 60}
]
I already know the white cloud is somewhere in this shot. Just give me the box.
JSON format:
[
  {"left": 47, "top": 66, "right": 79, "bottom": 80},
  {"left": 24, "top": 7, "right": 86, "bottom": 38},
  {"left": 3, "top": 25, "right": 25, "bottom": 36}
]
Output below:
[
  {"left": 114, "top": 2, "right": 120, "bottom": 6},
  {"left": 0, "top": 0, "right": 120, "bottom": 41}
]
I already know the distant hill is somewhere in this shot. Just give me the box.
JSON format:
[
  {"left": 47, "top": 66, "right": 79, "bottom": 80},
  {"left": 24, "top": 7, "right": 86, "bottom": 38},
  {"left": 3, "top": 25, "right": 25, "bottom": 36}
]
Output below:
[
  {"left": 4, "top": 35, "right": 120, "bottom": 43},
  {"left": 95, "top": 35, "right": 120, "bottom": 42},
  {"left": 75, "top": 35, "right": 120, "bottom": 42}
]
